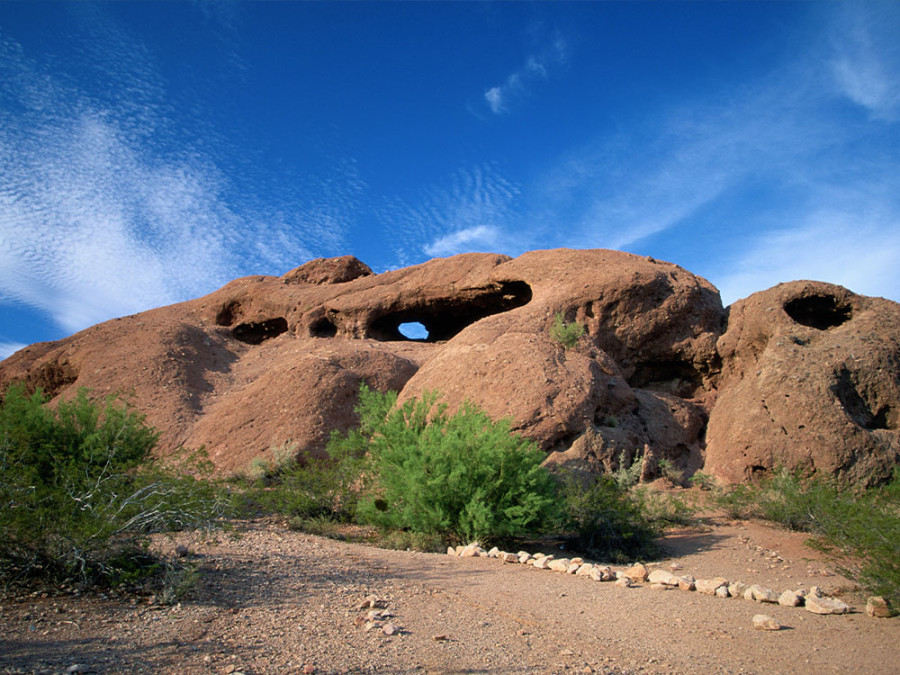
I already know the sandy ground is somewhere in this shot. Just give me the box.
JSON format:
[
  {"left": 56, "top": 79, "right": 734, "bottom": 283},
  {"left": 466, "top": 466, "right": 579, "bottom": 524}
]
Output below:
[{"left": 1, "top": 516, "right": 898, "bottom": 675}]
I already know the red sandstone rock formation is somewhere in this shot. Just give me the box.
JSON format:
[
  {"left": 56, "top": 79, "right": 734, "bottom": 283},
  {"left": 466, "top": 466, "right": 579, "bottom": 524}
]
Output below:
[{"left": 1, "top": 250, "right": 897, "bottom": 484}]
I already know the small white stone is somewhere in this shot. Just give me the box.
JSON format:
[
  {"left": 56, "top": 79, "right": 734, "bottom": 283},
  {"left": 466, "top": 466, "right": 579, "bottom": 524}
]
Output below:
[
  {"left": 752, "top": 614, "right": 782, "bottom": 631},
  {"left": 778, "top": 590, "right": 802, "bottom": 607},
  {"left": 805, "top": 594, "right": 850, "bottom": 615}
]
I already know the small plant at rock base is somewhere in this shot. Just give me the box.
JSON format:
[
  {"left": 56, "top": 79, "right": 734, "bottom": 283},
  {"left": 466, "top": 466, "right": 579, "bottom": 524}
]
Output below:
[
  {"left": 612, "top": 449, "right": 643, "bottom": 490},
  {"left": 549, "top": 312, "right": 585, "bottom": 349},
  {"left": 689, "top": 471, "right": 716, "bottom": 491},
  {"left": 656, "top": 458, "right": 685, "bottom": 486}
]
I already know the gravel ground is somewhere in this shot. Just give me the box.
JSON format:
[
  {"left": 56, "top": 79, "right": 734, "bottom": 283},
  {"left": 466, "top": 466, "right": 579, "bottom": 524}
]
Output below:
[{"left": 2, "top": 517, "right": 898, "bottom": 675}]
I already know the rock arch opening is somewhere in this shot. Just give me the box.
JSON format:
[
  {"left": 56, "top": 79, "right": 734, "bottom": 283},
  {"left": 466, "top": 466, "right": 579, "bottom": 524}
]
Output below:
[
  {"left": 398, "top": 322, "right": 429, "bottom": 341},
  {"left": 784, "top": 294, "right": 851, "bottom": 330},
  {"left": 367, "top": 280, "right": 532, "bottom": 342},
  {"left": 628, "top": 360, "right": 703, "bottom": 398}
]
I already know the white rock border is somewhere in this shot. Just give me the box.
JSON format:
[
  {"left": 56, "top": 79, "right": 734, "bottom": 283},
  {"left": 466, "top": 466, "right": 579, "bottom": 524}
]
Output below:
[{"left": 448, "top": 542, "right": 859, "bottom": 617}]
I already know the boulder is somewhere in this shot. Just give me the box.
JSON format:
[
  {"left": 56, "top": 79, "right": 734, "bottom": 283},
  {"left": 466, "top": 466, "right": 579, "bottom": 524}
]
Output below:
[
  {"left": 778, "top": 590, "right": 803, "bottom": 607},
  {"left": 752, "top": 614, "right": 783, "bottom": 631},
  {"left": 647, "top": 569, "right": 680, "bottom": 586},
  {"left": 744, "top": 585, "right": 779, "bottom": 604},
  {"left": 623, "top": 563, "right": 650, "bottom": 583},
  {"left": 707, "top": 281, "right": 900, "bottom": 486}
]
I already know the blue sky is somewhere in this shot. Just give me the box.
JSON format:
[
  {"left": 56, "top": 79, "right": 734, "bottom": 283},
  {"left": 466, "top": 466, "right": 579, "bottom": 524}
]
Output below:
[{"left": 2, "top": 1, "right": 899, "bottom": 358}]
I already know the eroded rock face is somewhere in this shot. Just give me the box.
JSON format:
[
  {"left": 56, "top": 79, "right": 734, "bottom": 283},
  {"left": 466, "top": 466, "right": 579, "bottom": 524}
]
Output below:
[
  {"left": 400, "top": 249, "right": 724, "bottom": 481},
  {"left": 1, "top": 250, "right": 898, "bottom": 484},
  {"left": 705, "top": 281, "right": 900, "bottom": 486}
]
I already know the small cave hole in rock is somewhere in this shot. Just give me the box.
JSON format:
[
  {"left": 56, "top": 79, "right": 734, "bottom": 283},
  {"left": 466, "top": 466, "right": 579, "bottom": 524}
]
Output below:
[
  {"left": 628, "top": 360, "right": 703, "bottom": 398},
  {"left": 215, "top": 301, "right": 242, "bottom": 326},
  {"left": 232, "top": 317, "right": 289, "bottom": 345},
  {"left": 310, "top": 317, "right": 337, "bottom": 338},
  {"left": 397, "top": 322, "right": 429, "bottom": 341},
  {"left": 784, "top": 294, "right": 851, "bottom": 330}
]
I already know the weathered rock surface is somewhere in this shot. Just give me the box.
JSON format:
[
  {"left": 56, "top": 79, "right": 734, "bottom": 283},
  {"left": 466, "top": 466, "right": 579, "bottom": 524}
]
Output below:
[
  {"left": 1, "top": 250, "right": 898, "bottom": 483},
  {"left": 706, "top": 281, "right": 900, "bottom": 486}
]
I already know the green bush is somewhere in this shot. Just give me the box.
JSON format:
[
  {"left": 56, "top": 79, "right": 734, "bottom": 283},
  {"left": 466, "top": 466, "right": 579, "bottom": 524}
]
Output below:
[
  {"left": 549, "top": 312, "right": 585, "bottom": 349},
  {"left": 0, "top": 385, "right": 225, "bottom": 590},
  {"left": 243, "top": 435, "right": 366, "bottom": 522},
  {"left": 347, "top": 385, "right": 561, "bottom": 545},
  {"left": 558, "top": 472, "right": 660, "bottom": 562}
]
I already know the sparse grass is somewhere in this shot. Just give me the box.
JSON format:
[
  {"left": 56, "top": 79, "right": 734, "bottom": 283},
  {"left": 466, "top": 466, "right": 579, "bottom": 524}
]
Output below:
[
  {"left": 656, "top": 458, "right": 685, "bottom": 486},
  {"left": 711, "top": 468, "right": 900, "bottom": 607},
  {"left": 630, "top": 486, "right": 696, "bottom": 529},
  {"left": 612, "top": 449, "right": 643, "bottom": 490}
]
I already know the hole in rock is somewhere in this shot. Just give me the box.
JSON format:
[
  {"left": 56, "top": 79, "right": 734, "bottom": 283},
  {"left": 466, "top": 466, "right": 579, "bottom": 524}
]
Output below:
[
  {"left": 232, "top": 317, "right": 289, "bottom": 345},
  {"left": 397, "top": 322, "right": 429, "bottom": 341},
  {"left": 215, "top": 301, "right": 242, "bottom": 326},
  {"left": 784, "top": 294, "right": 851, "bottom": 330},
  {"left": 832, "top": 368, "right": 894, "bottom": 430},
  {"left": 367, "top": 280, "right": 532, "bottom": 342},
  {"left": 310, "top": 317, "right": 337, "bottom": 338},
  {"left": 628, "top": 360, "right": 703, "bottom": 398}
]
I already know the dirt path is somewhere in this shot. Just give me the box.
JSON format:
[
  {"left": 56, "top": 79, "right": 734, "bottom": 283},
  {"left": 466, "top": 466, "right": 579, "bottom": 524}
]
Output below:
[{"left": 2, "top": 518, "right": 898, "bottom": 674}]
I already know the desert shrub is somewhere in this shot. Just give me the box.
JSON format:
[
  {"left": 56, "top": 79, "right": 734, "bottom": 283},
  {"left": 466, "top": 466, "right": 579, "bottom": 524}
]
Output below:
[
  {"left": 612, "top": 449, "right": 643, "bottom": 490},
  {"left": 0, "top": 385, "right": 225, "bottom": 591},
  {"left": 656, "top": 458, "right": 685, "bottom": 486},
  {"left": 710, "top": 482, "right": 754, "bottom": 519},
  {"left": 246, "top": 436, "right": 367, "bottom": 522},
  {"left": 549, "top": 312, "right": 585, "bottom": 349},
  {"left": 558, "top": 472, "right": 660, "bottom": 562},
  {"left": 713, "top": 468, "right": 900, "bottom": 606},
  {"left": 688, "top": 471, "right": 716, "bottom": 491},
  {"left": 630, "top": 486, "right": 696, "bottom": 528},
  {"left": 348, "top": 385, "right": 561, "bottom": 545}
]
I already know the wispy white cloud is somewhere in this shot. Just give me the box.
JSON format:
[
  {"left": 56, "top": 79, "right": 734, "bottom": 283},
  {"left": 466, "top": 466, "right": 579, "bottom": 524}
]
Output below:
[
  {"left": 0, "top": 342, "right": 27, "bottom": 360},
  {"left": 0, "top": 17, "right": 360, "bottom": 337},
  {"left": 513, "top": 4, "right": 899, "bottom": 304},
  {"left": 483, "top": 32, "right": 567, "bottom": 114},
  {"left": 715, "top": 195, "right": 900, "bottom": 305},
  {"left": 379, "top": 164, "right": 522, "bottom": 265},
  {"left": 424, "top": 225, "right": 502, "bottom": 258},
  {"left": 829, "top": 1, "right": 900, "bottom": 121}
]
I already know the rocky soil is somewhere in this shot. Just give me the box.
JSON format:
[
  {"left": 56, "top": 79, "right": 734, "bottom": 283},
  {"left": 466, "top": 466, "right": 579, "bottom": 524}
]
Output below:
[{"left": 2, "top": 516, "right": 898, "bottom": 675}]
